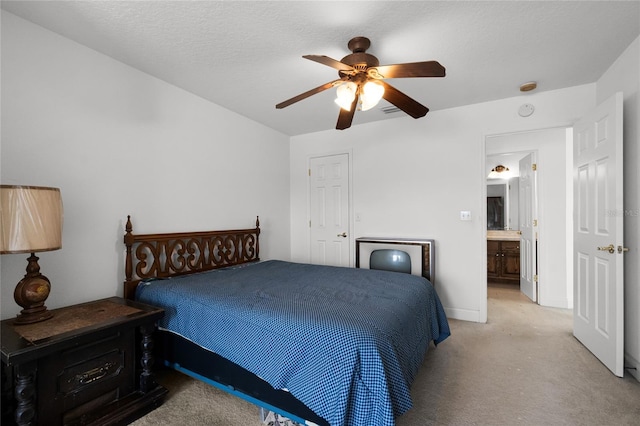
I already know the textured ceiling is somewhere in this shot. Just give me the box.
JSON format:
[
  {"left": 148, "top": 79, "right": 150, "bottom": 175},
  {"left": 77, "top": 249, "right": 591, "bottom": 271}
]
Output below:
[{"left": 2, "top": 1, "right": 639, "bottom": 136}]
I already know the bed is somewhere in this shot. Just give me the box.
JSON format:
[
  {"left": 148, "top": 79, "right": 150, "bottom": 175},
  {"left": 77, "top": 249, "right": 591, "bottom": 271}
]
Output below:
[{"left": 123, "top": 216, "right": 450, "bottom": 426}]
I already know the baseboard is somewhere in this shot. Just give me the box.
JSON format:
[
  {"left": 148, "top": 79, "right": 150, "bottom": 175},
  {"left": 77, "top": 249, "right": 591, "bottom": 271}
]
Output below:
[
  {"left": 444, "top": 307, "right": 483, "bottom": 323},
  {"left": 624, "top": 352, "right": 640, "bottom": 382},
  {"left": 539, "top": 297, "right": 571, "bottom": 309}
]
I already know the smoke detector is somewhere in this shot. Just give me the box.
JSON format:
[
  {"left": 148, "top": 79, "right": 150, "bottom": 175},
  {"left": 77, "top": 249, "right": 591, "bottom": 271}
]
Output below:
[{"left": 518, "top": 103, "right": 535, "bottom": 117}]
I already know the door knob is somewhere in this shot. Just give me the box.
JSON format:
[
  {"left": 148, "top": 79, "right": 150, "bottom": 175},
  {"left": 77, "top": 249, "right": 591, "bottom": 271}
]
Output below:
[
  {"left": 618, "top": 245, "right": 629, "bottom": 254},
  {"left": 337, "top": 232, "right": 347, "bottom": 238},
  {"left": 597, "top": 244, "right": 615, "bottom": 254}
]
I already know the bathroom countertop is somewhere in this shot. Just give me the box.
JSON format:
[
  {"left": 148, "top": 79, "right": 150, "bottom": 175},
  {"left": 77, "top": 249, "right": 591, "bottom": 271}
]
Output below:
[{"left": 487, "top": 230, "right": 521, "bottom": 241}]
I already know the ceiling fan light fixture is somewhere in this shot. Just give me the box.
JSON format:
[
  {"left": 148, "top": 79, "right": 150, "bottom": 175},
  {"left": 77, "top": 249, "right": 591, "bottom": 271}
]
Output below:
[
  {"left": 335, "top": 81, "right": 357, "bottom": 111},
  {"left": 359, "top": 80, "right": 385, "bottom": 111}
]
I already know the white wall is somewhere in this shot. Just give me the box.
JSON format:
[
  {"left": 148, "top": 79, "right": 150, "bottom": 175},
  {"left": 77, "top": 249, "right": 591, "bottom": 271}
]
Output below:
[
  {"left": 290, "top": 84, "right": 595, "bottom": 323},
  {"left": 0, "top": 12, "right": 291, "bottom": 319},
  {"left": 596, "top": 36, "right": 640, "bottom": 381}
]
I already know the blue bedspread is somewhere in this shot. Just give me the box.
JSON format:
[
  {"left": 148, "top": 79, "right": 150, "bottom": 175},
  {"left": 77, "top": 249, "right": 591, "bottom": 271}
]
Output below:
[{"left": 136, "top": 260, "right": 450, "bottom": 426}]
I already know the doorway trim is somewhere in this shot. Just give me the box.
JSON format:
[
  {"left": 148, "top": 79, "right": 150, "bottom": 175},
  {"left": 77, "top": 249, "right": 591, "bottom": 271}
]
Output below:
[{"left": 483, "top": 126, "right": 574, "bottom": 317}]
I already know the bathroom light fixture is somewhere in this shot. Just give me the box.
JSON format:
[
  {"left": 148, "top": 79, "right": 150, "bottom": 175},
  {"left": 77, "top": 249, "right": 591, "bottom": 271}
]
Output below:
[{"left": 488, "top": 165, "right": 510, "bottom": 179}]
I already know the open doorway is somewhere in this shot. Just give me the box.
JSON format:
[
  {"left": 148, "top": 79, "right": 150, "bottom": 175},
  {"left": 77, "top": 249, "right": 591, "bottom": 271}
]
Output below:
[
  {"left": 486, "top": 151, "right": 536, "bottom": 300},
  {"left": 484, "top": 127, "right": 573, "bottom": 314}
]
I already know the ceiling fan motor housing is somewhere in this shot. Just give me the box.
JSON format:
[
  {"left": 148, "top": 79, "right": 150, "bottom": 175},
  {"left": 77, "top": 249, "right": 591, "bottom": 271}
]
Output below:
[
  {"left": 347, "top": 36, "right": 370, "bottom": 53},
  {"left": 340, "top": 36, "right": 379, "bottom": 75},
  {"left": 340, "top": 53, "right": 379, "bottom": 71}
]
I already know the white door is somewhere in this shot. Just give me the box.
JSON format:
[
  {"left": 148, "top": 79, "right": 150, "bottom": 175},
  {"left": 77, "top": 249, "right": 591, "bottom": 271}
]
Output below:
[
  {"left": 309, "top": 153, "right": 350, "bottom": 266},
  {"left": 573, "top": 92, "right": 624, "bottom": 377},
  {"left": 519, "top": 152, "right": 538, "bottom": 302}
]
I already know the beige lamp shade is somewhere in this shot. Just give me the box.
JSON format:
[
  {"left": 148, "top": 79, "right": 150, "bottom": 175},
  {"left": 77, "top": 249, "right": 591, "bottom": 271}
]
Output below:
[{"left": 1, "top": 185, "right": 63, "bottom": 254}]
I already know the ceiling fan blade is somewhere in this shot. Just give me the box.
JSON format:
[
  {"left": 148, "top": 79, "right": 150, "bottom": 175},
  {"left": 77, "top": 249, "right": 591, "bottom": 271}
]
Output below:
[
  {"left": 380, "top": 81, "right": 429, "bottom": 118},
  {"left": 371, "top": 61, "right": 445, "bottom": 79},
  {"left": 303, "top": 55, "right": 356, "bottom": 73},
  {"left": 276, "top": 79, "right": 344, "bottom": 109},
  {"left": 336, "top": 96, "right": 359, "bottom": 130}
]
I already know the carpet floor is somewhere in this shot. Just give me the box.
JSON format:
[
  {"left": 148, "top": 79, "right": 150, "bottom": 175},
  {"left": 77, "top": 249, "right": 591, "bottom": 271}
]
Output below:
[{"left": 131, "top": 284, "right": 640, "bottom": 425}]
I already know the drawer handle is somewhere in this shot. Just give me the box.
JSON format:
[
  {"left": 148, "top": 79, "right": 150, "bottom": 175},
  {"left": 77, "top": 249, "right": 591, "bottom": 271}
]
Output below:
[{"left": 77, "top": 362, "right": 115, "bottom": 385}]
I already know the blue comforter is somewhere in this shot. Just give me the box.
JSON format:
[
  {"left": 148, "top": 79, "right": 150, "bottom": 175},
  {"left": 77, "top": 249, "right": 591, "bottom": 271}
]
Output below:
[{"left": 136, "top": 260, "right": 450, "bottom": 426}]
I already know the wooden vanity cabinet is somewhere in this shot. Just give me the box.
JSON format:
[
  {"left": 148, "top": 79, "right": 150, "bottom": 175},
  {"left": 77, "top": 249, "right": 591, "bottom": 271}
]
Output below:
[{"left": 487, "top": 240, "right": 520, "bottom": 284}]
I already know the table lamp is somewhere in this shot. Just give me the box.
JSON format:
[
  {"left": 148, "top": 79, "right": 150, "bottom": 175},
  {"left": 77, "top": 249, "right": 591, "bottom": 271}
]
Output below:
[{"left": 1, "top": 185, "right": 63, "bottom": 324}]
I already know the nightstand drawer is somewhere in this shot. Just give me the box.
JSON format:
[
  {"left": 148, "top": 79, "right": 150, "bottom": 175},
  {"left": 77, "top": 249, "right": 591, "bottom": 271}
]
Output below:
[
  {"left": 56, "top": 329, "right": 133, "bottom": 398},
  {"left": 60, "top": 349, "right": 123, "bottom": 394},
  {"left": 40, "top": 328, "right": 137, "bottom": 422}
]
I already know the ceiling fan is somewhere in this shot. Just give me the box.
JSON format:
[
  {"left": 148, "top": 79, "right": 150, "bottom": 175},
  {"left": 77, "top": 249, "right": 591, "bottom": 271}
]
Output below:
[{"left": 275, "top": 36, "right": 446, "bottom": 130}]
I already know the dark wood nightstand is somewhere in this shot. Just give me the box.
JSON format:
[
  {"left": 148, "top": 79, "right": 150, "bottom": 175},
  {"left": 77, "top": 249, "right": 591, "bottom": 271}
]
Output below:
[{"left": 1, "top": 297, "right": 168, "bottom": 425}]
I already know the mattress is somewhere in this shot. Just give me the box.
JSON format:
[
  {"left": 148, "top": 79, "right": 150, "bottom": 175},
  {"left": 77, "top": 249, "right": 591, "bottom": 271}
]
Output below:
[{"left": 136, "top": 260, "right": 450, "bottom": 426}]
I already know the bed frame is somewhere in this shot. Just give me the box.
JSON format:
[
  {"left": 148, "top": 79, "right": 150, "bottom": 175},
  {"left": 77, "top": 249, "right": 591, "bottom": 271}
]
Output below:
[
  {"left": 123, "top": 215, "right": 261, "bottom": 300},
  {"left": 123, "top": 216, "right": 328, "bottom": 426}
]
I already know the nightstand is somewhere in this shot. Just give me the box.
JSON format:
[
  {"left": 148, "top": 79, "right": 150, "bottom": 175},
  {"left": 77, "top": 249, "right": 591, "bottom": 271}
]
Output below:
[{"left": 1, "top": 297, "right": 168, "bottom": 425}]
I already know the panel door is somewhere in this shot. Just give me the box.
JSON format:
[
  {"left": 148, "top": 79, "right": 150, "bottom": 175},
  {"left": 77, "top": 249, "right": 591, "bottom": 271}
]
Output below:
[
  {"left": 487, "top": 240, "right": 501, "bottom": 279},
  {"left": 519, "top": 152, "right": 538, "bottom": 301},
  {"left": 501, "top": 241, "right": 521, "bottom": 280},
  {"left": 573, "top": 92, "right": 624, "bottom": 377},
  {"left": 309, "top": 153, "right": 350, "bottom": 266}
]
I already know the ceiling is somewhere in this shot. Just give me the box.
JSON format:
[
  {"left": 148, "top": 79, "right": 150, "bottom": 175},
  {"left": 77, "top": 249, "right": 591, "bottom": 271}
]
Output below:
[{"left": 2, "top": 1, "right": 639, "bottom": 136}]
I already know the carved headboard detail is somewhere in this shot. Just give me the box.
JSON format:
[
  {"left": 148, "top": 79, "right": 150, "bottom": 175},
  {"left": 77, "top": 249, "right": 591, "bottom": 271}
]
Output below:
[{"left": 123, "top": 216, "right": 260, "bottom": 300}]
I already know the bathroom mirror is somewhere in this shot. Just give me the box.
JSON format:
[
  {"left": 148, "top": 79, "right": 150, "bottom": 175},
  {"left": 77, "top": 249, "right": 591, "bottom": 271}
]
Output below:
[
  {"left": 486, "top": 151, "right": 528, "bottom": 231},
  {"left": 487, "top": 179, "right": 519, "bottom": 230}
]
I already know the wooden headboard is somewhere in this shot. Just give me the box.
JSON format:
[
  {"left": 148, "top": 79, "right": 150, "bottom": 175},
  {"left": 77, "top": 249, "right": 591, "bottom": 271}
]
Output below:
[{"left": 123, "top": 216, "right": 260, "bottom": 300}]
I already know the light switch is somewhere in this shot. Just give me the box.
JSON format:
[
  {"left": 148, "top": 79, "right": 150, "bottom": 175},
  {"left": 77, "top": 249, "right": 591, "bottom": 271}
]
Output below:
[{"left": 460, "top": 210, "right": 471, "bottom": 221}]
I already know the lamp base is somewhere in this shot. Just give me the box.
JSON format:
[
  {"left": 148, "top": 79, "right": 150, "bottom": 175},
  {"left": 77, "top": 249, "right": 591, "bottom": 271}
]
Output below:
[
  {"left": 14, "top": 306, "right": 54, "bottom": 325},
  {"left": 13, "top": 253, "right": 54, "bottom": 325}
]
